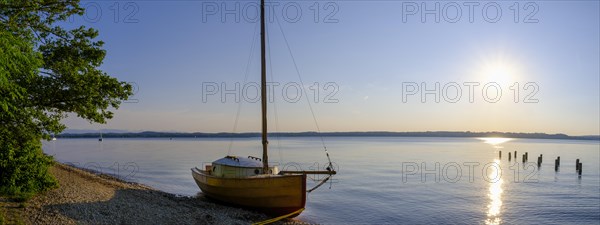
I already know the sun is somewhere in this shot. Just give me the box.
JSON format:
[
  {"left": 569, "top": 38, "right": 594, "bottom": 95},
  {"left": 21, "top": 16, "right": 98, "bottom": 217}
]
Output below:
[
  {"left": 472, "top": 50, "right": 524, "bottom": 86},
  {"left": 481, "top": 60, "right": 516, "bottom": 85}
]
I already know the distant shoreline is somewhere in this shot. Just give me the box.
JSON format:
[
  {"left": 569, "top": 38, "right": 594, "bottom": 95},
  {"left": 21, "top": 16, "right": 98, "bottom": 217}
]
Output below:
[{"left": 56, "top": 131, "right": 600, "bottom": 141}]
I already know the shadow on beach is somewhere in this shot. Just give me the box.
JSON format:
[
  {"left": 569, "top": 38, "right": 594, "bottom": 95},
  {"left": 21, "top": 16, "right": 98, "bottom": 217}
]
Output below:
[
  {"left": 24, "top": 164, "right": 274, "bottom": 225},
  {"left": 46, "top": 188, "right": 264, "bottom": 225}
]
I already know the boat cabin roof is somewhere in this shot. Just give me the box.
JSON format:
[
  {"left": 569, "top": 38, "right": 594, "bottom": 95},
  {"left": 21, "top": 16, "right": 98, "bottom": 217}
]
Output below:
[{"left": 213, "top": 156, "right": 263, "bottom": 168}]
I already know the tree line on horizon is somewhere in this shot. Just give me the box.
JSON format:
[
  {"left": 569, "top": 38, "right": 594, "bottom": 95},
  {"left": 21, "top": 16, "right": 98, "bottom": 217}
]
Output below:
[{"left": 56, "top": 131, "right": 599, "bottom": 140}]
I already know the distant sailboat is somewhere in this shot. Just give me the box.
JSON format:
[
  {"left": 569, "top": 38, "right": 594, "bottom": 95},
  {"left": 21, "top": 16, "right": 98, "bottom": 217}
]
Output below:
[
  {"left": 191, "top": 0, "right": 335, "bottom": 217},
  {"left": 99, "top": 132, "right": 103, "bottom": 142},
  {"left": 51, "top": 134, "right": 57, "bottom": 141}
]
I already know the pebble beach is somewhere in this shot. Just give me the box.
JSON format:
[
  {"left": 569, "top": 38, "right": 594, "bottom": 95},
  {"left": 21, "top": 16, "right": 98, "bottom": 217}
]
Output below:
[{"left": 1, "top": 163, "right": 305, "bottom": 225}]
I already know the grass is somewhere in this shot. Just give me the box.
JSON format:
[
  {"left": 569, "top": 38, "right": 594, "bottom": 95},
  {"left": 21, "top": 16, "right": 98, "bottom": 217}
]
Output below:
[{"left": 0, "top": 196, "right": 26, "bottom": 225}]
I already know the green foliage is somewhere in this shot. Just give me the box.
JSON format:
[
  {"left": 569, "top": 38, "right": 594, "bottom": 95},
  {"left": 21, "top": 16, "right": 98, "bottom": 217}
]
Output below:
[{"left": 0, "top": 0, "right": 132, "bottom": 197}]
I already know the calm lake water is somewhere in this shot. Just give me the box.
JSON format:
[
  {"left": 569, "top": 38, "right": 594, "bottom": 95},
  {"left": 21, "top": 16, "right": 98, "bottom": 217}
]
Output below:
[{"left": 43, "top": 137, "right": 600, "bottom": 224}]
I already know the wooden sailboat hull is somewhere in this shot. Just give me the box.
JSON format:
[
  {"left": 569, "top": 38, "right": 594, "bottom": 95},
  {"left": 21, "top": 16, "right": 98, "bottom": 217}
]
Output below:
[{"left": 191, "top": 168, "right": 306, "bottom": 217}]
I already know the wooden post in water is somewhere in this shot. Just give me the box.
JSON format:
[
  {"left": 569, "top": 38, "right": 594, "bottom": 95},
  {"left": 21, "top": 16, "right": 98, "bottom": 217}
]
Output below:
[
  {"left": 578, "top": 162, "right": 582, "bottom": 176},
  {"left": 537, "top": 156, "right": 541, "bottom": 167},
  {"left": 525, "top": 152, "right": 528, "bottom": 161},
  {"left": 514, "top": 151, "right": 517, "bottom": 159},
  {"left": 554, "top": 158, "right": 558, "bottom": 171},
  {"left": 508, "top": 152, "right": 511, "bottom": 161},
  {"left": 557, "top": 156, "right": 560, "bottom": 166},
  {"left": 522, "top": 154, "right": 526, "bottom": 163},
  {"left": 499, "top": 151, "right": 502, "bottom": 159},
  {"left": 576, "top": 159, "right": 580, "bottom": 170}
]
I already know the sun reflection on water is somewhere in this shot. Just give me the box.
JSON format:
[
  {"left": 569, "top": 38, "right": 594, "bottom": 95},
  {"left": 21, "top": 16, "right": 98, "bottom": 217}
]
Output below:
[
  {"left": 485, "top": 159, "right": 503, "bottom": 225},
  {"left": 479, "top": 137, "right": 512, "bottom": 147}
]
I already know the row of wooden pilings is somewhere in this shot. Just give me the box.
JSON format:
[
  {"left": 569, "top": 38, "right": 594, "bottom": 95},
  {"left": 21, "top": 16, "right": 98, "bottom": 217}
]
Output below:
[{"left": 499, "top": 150, "right": 582, "bottom": 175}]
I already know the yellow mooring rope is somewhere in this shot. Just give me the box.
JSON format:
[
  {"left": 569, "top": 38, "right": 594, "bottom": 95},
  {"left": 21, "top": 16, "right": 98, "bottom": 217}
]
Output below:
[{"left": 252, "top": 208, "right": 305, "bottom": 225}]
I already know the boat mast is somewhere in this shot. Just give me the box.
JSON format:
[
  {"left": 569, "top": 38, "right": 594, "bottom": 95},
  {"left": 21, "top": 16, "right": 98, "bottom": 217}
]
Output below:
[{"left": 260, "top": 0, "right": 269, "bottom": 173}]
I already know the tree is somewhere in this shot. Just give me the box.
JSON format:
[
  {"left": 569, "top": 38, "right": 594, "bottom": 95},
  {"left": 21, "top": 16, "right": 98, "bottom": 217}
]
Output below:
[{"left": 0, "top": 0, "right": 133, "bottom": 196}]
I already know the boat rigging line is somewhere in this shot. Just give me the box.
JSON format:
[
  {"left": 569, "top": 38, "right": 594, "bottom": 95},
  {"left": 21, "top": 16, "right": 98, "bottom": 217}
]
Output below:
[
  {"left": 265, "top": 21, "right": 285, "bottom": 164},
  {"left": 228, "top": 21, "right": 259, "bottom": 156},
  {"left": 227, "top": 1, "right": 336, "bottom": 191},
  {"left": 273, "top": 8, "right": 336, "bottom": 179}
]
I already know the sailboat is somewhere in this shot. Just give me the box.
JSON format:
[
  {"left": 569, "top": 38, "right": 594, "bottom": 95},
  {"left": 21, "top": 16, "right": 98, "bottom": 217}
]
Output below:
[
  {"left": 191, "top": 0, "right": 336, "bottom": 217},
  {"left": 99, "top": 132, "right": 103, "bottom": 142}
]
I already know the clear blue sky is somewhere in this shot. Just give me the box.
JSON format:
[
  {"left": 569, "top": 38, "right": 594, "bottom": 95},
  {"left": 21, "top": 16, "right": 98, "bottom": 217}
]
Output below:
[{"left": 63, "top": 1, "right": 600, "bottom": 135}]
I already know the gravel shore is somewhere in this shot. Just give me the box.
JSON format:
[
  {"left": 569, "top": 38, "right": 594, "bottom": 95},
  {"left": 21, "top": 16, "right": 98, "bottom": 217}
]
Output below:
[{"left": 13, "top": 163, "right": 305, "bottom": 225}]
